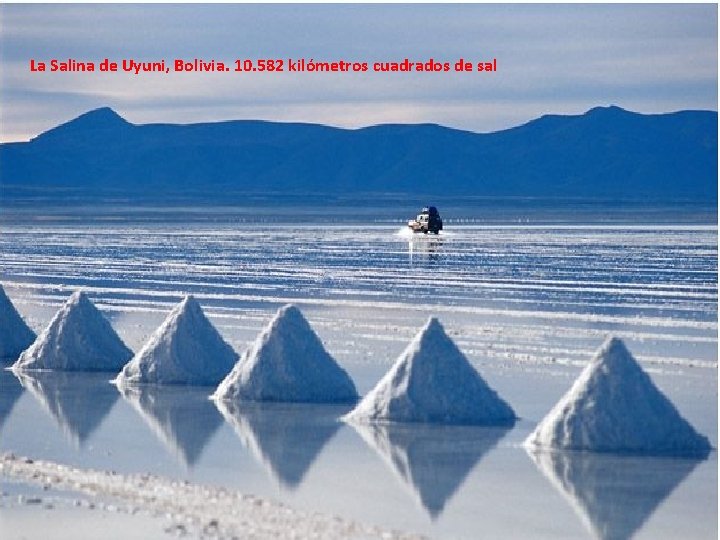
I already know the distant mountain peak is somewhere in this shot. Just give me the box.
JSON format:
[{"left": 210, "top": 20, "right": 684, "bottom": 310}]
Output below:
[
  {"left": 33, "top": 106, "right": 131, "bottom": 142},
  {"left": 63, "top": 106, "right": 130, "bottom": 128},
  {"left": 80, "top": 106, "right": 125, "bottom": 121},
  {"left": 585, "top": 104, "right": 629, "bottom": 115}
]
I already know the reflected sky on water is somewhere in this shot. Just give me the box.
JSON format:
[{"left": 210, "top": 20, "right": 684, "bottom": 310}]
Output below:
[{"left": 1, "top": 365, "right": 715, "bottom": 539}]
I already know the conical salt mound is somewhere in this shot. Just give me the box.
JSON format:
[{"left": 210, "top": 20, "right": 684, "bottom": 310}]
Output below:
[
  {"left": 13, "top": 291, "right": 132, "bottom": 372},
  {"left": 0, "top": 284, "right": 36, "bottom": 362},
  {"left": 213, "top": 304, "right": 358, "bottom": 403},
  {"left": 344, "top": 317, "right": 516, "bottom": 425},
  {"left": 115, "top": 295, "right": 238, "bottom": 386},
  {"left": 524, "top": 337, "right": 711, "bottom": 457}
]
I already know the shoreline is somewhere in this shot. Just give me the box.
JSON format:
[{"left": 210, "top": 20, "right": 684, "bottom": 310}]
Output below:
[{"left": 0, "top": 453, "right": 423, "bottom": 540}]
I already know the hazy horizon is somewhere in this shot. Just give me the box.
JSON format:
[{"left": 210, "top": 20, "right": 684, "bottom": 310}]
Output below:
[{"left": 6, "top": 103, "right": 718, "bottom": 144}]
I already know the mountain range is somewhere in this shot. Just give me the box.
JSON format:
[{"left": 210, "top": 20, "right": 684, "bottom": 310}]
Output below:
[{"left": 1, "top": 106, "right": 716, "bottom": 201}]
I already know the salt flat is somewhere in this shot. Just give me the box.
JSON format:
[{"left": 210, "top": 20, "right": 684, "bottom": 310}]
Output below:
[{"left": 0, "top": 204, "right": 716, "bottom": 539}]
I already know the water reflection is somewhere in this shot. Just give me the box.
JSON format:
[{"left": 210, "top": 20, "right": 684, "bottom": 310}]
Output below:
[
  {"left": 0, "top": 369, "right": 24, "bottom": 429},
  {"left": 118, "top": 385, "right": 223, "bottom": 469},
  {"left": 408, "top": 237, "right": 444, "bottom": 266},
  {"left": 349, "top": 422, "right": 510, "bottom": 519},
  {"left": 13, "top": 371, "right": 119, "bottom": 448},
  {"left": 527, "top": 448, "right": 702, "bottom": 540},
  {"left": 215, "top": 400, "right": 347, "bottom": 489}
]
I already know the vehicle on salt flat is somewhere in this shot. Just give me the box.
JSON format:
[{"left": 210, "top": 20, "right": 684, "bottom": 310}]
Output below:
[{"left": 408, "top": 206, "right": 443, "bottom": 234}]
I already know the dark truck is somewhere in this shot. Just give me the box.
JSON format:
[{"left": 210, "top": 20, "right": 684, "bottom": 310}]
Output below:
[{"left": 407, "top": 206, "right": 443, "bottom": 234}]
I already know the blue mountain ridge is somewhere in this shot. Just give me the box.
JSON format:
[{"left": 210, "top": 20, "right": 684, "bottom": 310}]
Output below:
[{"left": 0, "top": 105, "right": 716, "bottom": 201}]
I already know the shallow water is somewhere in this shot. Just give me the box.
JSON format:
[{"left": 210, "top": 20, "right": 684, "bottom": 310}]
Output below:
[
  {"left": 0, "top": 366, "right": 716, "bottom": 539},
  {"left": 0, "top": 206, "right": 717, "bottom": 538}
]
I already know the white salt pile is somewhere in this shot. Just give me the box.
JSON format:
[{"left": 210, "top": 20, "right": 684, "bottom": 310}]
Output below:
[
  {"left": 0, "top": 284, "right": 36, "bottom": 361},
  {"left": 12, "top": 291, "right": 132, "bottom": 372},
  {"left": 213, "top": 305, "right": 357, "bottom": 403},
  {"left": 344, "top": 317, "right": 516, "bottom": 425},
  {"left": 524, "top": 336, "right": 711, "bottom": 457},
  {"left": 114, "top": 295, "right": 237, "bottom": 386}
]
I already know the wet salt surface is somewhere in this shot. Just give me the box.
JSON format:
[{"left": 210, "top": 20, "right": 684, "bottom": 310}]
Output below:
[
  {"left": 0, "top": 364, "right": 715, "bottom": 539},
  {"left": 2, "top": 223, "right": 717, "bottom": 371},
  {"left": 0, "top": 215, "right": 717, "bottom": 538},
  {"left": 0, "top": 478, "right": 169, "bottom": 540},
  {"left": 0, "top": 451, "right": 419, "bottom": 540}
]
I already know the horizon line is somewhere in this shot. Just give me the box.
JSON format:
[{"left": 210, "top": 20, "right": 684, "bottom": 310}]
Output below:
[{"left": 3, "top": 104, "right": 719, "bottom": 144}]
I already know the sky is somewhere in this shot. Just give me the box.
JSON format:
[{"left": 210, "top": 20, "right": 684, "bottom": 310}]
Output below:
[{"left": 0, "top": 3, "right": 717, "bottom": 142}]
